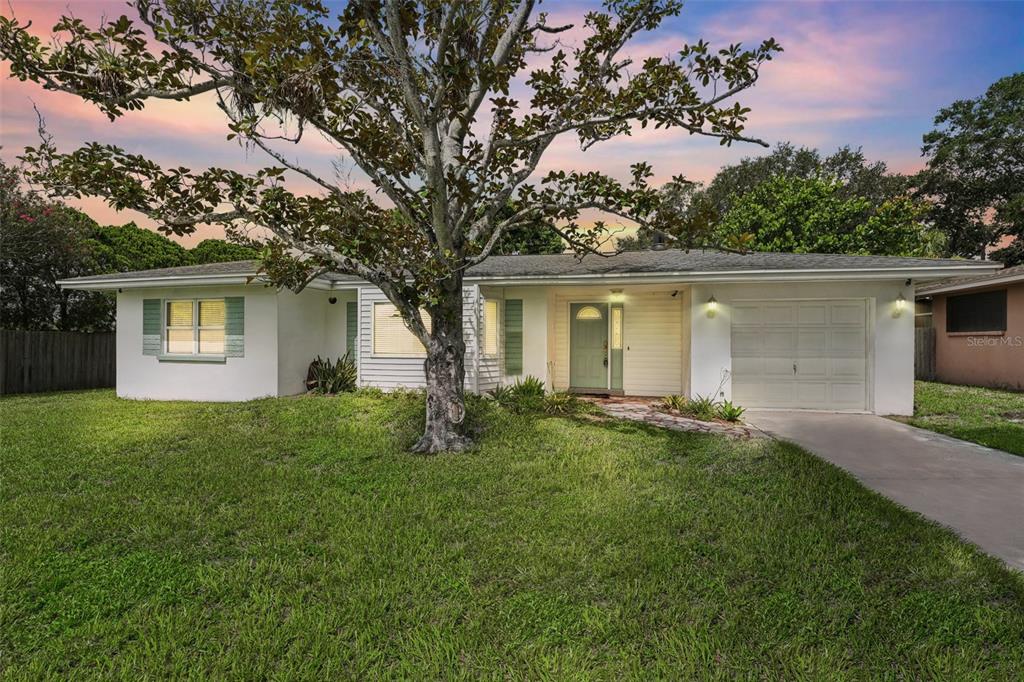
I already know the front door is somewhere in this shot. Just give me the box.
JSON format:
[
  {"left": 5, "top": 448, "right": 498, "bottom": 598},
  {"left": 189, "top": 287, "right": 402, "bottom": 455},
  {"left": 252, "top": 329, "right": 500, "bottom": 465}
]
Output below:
[{"left": 570, "top": 303, "right": 609, "bottom": 391}]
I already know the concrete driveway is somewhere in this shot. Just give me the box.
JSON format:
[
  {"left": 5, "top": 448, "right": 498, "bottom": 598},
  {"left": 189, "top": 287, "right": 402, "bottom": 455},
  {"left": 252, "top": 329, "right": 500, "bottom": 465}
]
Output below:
[{"left": 747, "top": 411, "right": 1024, "bottom": 571}]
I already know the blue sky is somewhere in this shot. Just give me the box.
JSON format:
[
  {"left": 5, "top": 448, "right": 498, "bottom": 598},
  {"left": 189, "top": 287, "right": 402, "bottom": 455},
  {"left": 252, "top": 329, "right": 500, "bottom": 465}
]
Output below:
[{"left": 1, "top": 0, "right": 1021, "bottom": 243}]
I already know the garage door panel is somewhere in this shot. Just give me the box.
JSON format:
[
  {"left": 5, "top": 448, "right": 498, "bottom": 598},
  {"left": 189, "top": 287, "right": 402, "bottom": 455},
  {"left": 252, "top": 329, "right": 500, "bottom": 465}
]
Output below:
[
  {"left": 831, "top": 329, "right": 866, "bottom": 352},
  {"left": 830, "top": 382, "right": 866, "bottom": 406},
  {"left": 797, "top": 357, "right": 827, "bottom": 378},
  {"left": 762, "top": 303, "right": 797, "bottom": 324},
  {"left": 832, "top": 358, "right": 865, "bottom": 378},
  {"left": 798, "top": 304, "right": 827, "bottom": 325},
  {"left": 731, "top": 299, "right": 867, "bottom": 411},
  {"left": 763, "top": 329, "right": 797, "bottom": 352},
  {"left": 831, "top": 303, "right": 866, "bottom": 325}
]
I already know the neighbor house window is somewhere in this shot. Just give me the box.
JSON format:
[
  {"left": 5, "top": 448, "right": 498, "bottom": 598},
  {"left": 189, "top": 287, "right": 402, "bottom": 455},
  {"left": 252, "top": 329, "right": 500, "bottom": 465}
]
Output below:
[
  {"left": 483, "top": 299, "right": 500, "bottom": 356},
  {"left": 165, "top": 299, "right": 226, "bottom": 355},
  {"left": 373, "top": 302, "right": 431, "bottom": 356},
  {"left": 946, "top": 290, "right": 1007, "bottom": 333}
]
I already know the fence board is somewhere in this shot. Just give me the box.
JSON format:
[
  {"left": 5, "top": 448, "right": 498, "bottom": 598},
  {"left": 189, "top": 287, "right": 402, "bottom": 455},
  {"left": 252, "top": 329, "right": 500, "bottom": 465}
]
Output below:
[
  {"left": 1, "top": 330, "right": 115, "bottom": 395},
  {"left": 914, "top": 327, "right": 936, "bottom": 381}
]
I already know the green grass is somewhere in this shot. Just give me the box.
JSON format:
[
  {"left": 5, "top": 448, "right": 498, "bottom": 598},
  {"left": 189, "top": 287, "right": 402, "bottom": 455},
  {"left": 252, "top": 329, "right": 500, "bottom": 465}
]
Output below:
[
  {"left": 903, "top": 381, "right": 1024, "bottom": 456},
  {"left": 2, "top": 390, "right": 1023, "bottom": 678}
]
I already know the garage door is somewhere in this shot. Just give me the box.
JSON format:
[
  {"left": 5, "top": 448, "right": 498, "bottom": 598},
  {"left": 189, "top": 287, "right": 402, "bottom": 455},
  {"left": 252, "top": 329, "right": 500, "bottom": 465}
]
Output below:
[{"left": 731, "top": 300, "right": 868, "bottom": 410}]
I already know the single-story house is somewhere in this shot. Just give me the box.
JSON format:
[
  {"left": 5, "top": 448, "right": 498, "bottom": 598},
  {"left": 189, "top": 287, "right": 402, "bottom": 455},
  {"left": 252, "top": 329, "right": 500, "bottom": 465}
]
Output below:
[
  {"left": 915, "top": 264, "right": 1024, "bottom": 390},
  {"left": 59, "top": 250, "right": 999, "bottom": 414}
]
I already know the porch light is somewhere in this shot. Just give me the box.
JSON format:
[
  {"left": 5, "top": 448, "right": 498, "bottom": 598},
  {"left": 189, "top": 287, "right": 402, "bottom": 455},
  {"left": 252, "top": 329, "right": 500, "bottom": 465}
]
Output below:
[
  {"left": 609, "top": 289, "right": 625, "bottom": 303},
  {"left": 894, "top": 292, "right": 906, "bottom": 318},
  {"left": 706, "top": 295, "right": 718, "bottom": 319}
]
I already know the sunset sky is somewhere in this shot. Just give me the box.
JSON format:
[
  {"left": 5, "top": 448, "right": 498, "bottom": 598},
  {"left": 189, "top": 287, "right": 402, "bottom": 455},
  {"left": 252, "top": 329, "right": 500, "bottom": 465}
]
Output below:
[{"left": 1, "top": 0, "right": 1022, "bottom": 245}]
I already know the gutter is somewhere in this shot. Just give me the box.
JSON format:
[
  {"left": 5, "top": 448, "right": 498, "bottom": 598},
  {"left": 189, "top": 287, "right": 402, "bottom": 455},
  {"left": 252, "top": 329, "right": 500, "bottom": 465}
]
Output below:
[{"left": 59, "top": 263, "right": 1000, "bottom": 291}]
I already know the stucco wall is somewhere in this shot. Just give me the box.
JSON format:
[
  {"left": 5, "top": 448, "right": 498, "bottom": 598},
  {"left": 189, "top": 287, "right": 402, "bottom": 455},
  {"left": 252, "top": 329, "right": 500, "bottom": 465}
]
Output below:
[
  {"left": 500, "top": 286, "right": 550, "bottom": 386},
  {"left": 689, "top": 280, "right": 914, "bottom": 415},
  {"left": 932, "top": 282, "right": 1024, "bottom": 390},
  {"left": 116, "top": 285, "right": 279, "bottom": 401},
  {"left": 276, "top": 288, "right": 332, "bottom": 396}
]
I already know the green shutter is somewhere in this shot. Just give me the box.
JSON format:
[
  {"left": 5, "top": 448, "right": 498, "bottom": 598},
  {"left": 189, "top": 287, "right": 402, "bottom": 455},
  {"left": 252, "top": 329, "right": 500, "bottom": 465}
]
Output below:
[
  {"left": 345, "top": 301, "right": 358, "bottom": 359},
  {"left": 504, "top": 299, "right": 523, "bottom": 375},
  {"left": 142, "top": 299, "right": 161, "bottom": 356},
  {"left": 224, "top": 296, "right": 244, "bottom": 357}
]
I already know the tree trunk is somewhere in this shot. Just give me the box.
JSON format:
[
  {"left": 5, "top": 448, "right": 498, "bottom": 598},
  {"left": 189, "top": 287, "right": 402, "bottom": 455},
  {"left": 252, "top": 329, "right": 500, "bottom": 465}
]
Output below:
[{"left": 411, "top": 277, "right": 470, "bottom": 454}]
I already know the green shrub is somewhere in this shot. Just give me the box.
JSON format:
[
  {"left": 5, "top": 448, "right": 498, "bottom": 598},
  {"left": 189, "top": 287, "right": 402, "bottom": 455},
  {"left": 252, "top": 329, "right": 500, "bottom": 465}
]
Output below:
[
  {"left": 688, "top": 395, "right": 719, "bottom": 421},
  {"left": 510, "top": 376, "right": 546, "bottom": 398},
  {"left": 717, "top": 400, "right": 746, "bottom": 422},
  {"left": 544, "top": 392, "right": 581, "bottom": 415},
  {"left": 660, "top": 394, "right": 688, "bottom": 412},
  {"left": 488, "top": 384, "right": 515, "bottom": 408},
  {"left": 306, "top": 353, "right": 357, "bottom": 394}
]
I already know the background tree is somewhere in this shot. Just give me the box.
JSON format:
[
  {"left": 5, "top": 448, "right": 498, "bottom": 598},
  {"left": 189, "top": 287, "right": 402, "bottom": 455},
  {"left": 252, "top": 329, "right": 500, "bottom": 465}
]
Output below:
[
  {"left": 89, "top": 222, "right": 190, "bottom": 273},
  {"left": 0, "top": 160, "right": 111, "bottom": 330},
  {"left": 714, "top": 176, "right": 936, "bottom": 256},
  {"left": 189, "top": 238, "right": 262, "bottom": 264},
  {"left": 915, "top": 73, "right": 1023, "bottom": 264},
  {"left": 1, "top": 0, "right": 779, "bottom": 451}
]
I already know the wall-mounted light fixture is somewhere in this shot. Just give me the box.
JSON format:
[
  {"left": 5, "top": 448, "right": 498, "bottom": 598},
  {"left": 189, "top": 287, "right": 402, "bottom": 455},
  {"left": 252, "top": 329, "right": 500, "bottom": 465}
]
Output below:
[
  {"left": 328, "top": 296, "right": 338, "bottom": 305},
  {"left": 706, "top": 295, "right": 718, "bottom": 319},
  {"left": 893, "top": 292, "right": 906, "bottom": 318},
  {"left": 609, "top": 289, "right": 624, "bottom": 303}
]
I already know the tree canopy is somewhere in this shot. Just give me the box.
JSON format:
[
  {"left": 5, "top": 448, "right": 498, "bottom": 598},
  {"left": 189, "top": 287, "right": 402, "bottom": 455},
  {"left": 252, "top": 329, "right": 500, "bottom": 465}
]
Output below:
[
  {"left": 916, "top": 72, "right": 1023, "bottom": 265},
  {"left": 1, "top": 0, "right": 780, "bottom": 450},
  {"left": 619, "top": 144, "right": 937, "bottom": 256}
]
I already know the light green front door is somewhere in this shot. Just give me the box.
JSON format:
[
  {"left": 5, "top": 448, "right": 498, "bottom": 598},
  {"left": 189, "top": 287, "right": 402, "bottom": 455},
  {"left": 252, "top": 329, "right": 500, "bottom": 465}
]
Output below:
[{"left": 570, "top": 303, "right": 609, "bottom": 391}]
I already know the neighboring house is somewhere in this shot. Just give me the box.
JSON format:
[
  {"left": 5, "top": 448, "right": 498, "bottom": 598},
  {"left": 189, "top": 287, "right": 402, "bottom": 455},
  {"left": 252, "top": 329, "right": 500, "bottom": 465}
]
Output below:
[
  {"left": 58, "top": 250, "right": 999, "bottom": 414},
  {"left": 916, "top": 264, "right": 1024, "bottom": 390}
]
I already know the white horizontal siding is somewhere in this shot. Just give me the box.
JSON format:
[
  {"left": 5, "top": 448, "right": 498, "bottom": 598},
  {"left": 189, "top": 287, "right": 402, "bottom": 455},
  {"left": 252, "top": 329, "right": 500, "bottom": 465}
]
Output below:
[
  {"left": 551, "top": 286, "right": 685, "bottom": 396},
  {"left": 356, "top": 286, "right": 483, "bottom": 392}
]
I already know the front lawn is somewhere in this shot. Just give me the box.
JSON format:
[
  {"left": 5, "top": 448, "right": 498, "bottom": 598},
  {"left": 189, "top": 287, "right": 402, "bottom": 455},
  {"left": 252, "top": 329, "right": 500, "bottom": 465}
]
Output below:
[
  {"left": 2, "top": 390, "right": 1023, "bottom": 678},
  {"left": 904, "top": 381, "right": 1024, "bottom": 456}
]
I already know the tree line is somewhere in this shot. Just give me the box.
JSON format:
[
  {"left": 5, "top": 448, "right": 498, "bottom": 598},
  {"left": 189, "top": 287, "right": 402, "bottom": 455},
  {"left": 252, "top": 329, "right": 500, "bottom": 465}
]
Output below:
[
  {"left": 619, "top": 73, "right": 1023, "bottom": 265},
  {"left": 1, "top": 160, "right": 259, "bottom": 332}
]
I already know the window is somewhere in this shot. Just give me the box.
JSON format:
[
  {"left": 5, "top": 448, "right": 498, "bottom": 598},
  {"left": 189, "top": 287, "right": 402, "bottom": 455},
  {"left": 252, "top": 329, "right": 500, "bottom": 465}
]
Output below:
[
  {"left": 946, "top": 289, "right": 1007, "bottom": 333},
  {"left": 373, "top": 302, "right": 431, "bottom": 356},
  {"left": 165, "top": 299, "right": 226, "bottom": 355},
  {"left": 611, "top": 307, "right": 623, "bottom": 349},
  {"left": 483, "top": 299, "right": 500, "bottom": 356},
  {"left": 575, "top": 305, "right": 603, "bottom": 320}
]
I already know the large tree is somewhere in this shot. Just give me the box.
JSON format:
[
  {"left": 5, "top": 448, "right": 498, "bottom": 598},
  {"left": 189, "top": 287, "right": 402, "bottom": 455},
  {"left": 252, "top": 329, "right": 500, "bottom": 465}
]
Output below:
[
  {"left": 1, "top": 0, "right": 779, "bottom": 451},
  {"left": 916, "top": 73, "right": 1024, "bottom": 264}
]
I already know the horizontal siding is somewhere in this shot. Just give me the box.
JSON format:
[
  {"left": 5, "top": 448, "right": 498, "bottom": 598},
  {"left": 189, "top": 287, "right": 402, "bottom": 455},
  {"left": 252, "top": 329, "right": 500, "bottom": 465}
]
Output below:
[
  {"left": 552, "top": 287, "right": 684, "bottom": 396},
  {"left": 357, "top": 286, "right": 482, "bottom": 392},
  {"left": 622, "top": 291, "right": 683, "bottom": 396}
]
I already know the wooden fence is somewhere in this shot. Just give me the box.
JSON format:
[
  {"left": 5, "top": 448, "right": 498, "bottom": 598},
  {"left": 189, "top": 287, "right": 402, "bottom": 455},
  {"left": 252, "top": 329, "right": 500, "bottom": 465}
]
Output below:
[
  {"left": 914, "top": 327, "right": 936, "bottom": 381},
  {"left": 1, "top": 330, "right": 115, "bottom": 395}
]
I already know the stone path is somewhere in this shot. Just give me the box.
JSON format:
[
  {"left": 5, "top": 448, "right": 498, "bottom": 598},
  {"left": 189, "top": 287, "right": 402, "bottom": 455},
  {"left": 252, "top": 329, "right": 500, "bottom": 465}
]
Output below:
[{"left": 585, "top": 397, "right": 764, "bottom": 439}]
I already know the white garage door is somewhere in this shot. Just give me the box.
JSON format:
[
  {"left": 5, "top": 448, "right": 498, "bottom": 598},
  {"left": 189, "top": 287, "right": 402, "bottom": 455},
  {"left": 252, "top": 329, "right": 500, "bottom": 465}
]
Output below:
[{"left": 731, "top": 300, "right": 868, "bottom": 411}]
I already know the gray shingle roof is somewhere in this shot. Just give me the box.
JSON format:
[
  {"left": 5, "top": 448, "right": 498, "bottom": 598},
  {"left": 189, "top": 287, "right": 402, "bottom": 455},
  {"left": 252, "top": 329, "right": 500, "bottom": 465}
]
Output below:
[
  {"left": 59, "top": 249, "right": 997, "bottom": 287},
  {"left": 462, "top": 249, "right": 991, "bottom": 278},
  {"left": 60, "top": 259, "right": 262, "bottom": 282},
  {"left": 916, "top": 263, "right": 1024, "bottom": 295}
]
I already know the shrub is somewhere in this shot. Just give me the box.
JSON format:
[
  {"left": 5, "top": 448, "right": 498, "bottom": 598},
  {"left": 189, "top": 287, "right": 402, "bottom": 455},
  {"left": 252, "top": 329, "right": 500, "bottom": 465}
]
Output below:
[
  {"left": 510, "top": 375, "right": 545, "bottom": 398},
  {"left": 717, "top": 400, "right": 746, "bottom": 422},
  {"left": 660, "top": 394, "right": 688, "bottom": 412},
  {"left": 487, "top": 384, "right": 515, "bottom": 408},
  {"left": 306, "top": 353, "right": 357, "bottom": 394},
  {"left": 544, "top": 391, "right": 581, "bottom": 415},
  {"left": 688, "top": 394, "right": 719, "bottom": 421}
]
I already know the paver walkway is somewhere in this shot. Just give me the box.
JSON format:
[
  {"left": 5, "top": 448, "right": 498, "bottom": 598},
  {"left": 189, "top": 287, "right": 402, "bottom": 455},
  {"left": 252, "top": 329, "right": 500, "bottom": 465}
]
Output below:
[{"left": 586, "top": 397, "right": 762, "bottom": 438}]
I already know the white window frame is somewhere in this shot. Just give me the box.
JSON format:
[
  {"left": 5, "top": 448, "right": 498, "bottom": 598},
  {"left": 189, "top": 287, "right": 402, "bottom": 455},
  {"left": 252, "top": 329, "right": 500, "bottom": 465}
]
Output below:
[
  {"left": 482, "top": 298, "right": 501, "bottom": 358},
  {"left": 163, "top": 298, "right": 226, "bottom": 356},
  {"left": 371, "top": 301, "right": 430, "bottom": 358}
]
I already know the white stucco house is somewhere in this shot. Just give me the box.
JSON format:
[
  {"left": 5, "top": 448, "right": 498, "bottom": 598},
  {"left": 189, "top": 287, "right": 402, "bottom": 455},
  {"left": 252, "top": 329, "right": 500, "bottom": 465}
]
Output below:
[{"left": 59, "top": 250, "right": 1000, "bottom": 414}]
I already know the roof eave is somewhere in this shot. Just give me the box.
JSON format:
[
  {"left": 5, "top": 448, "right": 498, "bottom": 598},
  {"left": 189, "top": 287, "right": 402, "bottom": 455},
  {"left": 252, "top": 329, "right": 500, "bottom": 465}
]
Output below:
[
  {"left": 916, "top": 272, "right": 1024, "bottom": 297},
  {"left": 58, "top": 273, "right": 335, "bottom": 291}
]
